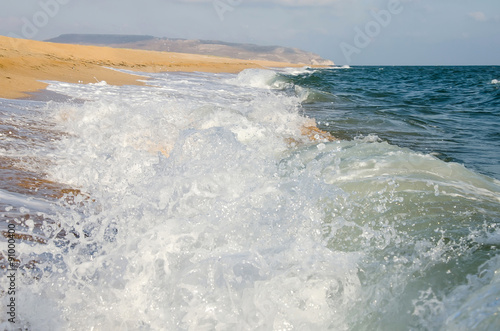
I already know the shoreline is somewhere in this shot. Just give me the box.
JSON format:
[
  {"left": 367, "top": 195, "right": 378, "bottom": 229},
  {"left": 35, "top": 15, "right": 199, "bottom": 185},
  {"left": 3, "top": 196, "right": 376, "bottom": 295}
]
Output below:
[
  {"left": 0, "top": 35, "right": 334, "bottom": 148},
  {"left": 0, "top": 36, "right": 310, "bottom": 99}
]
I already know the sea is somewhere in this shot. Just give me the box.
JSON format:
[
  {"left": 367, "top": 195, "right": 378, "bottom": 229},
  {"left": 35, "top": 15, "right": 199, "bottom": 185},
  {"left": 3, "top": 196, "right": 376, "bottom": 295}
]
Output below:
[{"left": 1, "top": 66, "right": 499, "bottom": 330}]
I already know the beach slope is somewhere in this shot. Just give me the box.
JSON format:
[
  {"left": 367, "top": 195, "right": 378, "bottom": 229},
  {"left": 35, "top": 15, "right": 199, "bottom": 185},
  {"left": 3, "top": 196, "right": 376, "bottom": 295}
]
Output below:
[{"left": 0, "top": 36, "right": 307, "bottom": 99}]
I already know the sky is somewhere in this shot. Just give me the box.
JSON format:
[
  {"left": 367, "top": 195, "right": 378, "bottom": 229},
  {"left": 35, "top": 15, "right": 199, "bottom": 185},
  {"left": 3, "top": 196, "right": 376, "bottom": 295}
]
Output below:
[{"left": 1, "top": 0, "right": 499, "bottom": 65}]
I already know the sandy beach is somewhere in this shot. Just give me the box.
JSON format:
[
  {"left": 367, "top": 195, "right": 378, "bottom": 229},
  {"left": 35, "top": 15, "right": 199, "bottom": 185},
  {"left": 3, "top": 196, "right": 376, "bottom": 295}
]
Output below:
[
  {"left": 0, "top": 36, "right": 307, "bottom": 99},
  {"left": 0, "top": 35, "right": 332, "bottom": 203}
]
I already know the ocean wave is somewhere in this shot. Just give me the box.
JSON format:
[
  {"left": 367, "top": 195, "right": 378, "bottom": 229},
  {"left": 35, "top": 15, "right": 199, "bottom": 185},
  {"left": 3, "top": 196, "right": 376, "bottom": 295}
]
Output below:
[
  {"left": 226, "top": 68, "right": 292, "bottom": 90},
  {"left": 294, "top": 85, "right": 336, "bottom": 104},
  {"left": 276, "top": 66, "right": 316, "bottom": 76},
  {"left": 1, "top": 69, "right": 500, "bottom": 330},
  {"left": 324, "top": 65, "right": 351, "bottom": 70}
]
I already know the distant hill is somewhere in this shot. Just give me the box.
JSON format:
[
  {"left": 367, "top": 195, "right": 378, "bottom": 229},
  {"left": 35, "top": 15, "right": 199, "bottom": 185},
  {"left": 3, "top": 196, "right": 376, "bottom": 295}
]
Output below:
[{"left": 46, "top": 34, "right": 334, "bottom": 66}]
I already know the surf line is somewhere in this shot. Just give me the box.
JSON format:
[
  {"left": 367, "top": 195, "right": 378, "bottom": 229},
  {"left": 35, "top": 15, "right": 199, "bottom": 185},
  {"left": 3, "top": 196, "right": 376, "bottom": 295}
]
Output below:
[{"left": 6, "top": 223, "right": 17, "bottom": 324}]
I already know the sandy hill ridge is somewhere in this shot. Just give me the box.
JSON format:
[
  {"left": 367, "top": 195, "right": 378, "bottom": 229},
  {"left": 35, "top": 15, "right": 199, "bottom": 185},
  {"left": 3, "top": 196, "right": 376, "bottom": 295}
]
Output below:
[{"left": 46, "top": 34, "right": 335, "bottom": 66}]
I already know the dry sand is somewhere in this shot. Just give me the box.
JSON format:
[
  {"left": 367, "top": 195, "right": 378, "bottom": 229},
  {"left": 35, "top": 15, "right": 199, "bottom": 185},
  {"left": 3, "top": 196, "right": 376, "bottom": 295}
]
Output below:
[{"left": 0, "top": 36, "right": 307, "bottom": 99}]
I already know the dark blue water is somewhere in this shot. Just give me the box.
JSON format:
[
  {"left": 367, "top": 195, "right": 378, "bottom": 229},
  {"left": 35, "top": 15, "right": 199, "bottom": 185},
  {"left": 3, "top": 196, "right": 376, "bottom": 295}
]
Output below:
[{"left": 290, "top": 66, "right": 500, "bottom": 180}]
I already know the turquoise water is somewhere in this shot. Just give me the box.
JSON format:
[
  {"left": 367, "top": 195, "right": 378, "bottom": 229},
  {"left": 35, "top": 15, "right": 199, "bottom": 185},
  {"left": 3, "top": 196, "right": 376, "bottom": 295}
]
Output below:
[
  {"left": 0, "top": 67, "right": 499, "bottom": 330},
  {"left": 287, "top": 66, "right": 500, "bottom": 180}
]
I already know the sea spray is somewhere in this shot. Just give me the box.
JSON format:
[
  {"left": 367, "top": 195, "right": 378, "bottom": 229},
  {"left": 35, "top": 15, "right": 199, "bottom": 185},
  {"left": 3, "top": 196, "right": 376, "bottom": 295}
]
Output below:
[{"left": 11, "top": 70, "right": 342, "bottom": 329}]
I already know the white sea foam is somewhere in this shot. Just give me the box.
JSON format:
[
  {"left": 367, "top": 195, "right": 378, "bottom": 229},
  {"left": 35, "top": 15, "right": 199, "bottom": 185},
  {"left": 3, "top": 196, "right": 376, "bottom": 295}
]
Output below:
[
  {"left": 226, "top": 68, "right": 280, "bottom": 89},
  {"left": 491, "top": 79, "right": 500, "bottom": 84},
  {"left": 325, "top": 65, "right": 351, "bottom": 70},
  {"left": 12, "top": 70, "right": 350, "bottom": 329},
  {"left": 277, "top": 66, "right": 315, "bottom": 76}
]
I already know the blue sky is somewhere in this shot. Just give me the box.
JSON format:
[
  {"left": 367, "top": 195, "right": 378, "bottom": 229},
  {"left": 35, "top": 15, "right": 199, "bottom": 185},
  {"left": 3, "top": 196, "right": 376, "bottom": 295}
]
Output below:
[{"left": 1, "top": 0, "right": 499, "bottom": 65}]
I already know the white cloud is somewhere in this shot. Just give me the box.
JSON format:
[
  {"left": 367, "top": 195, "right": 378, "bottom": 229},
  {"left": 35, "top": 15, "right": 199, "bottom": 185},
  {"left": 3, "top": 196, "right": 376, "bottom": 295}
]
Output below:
[{"left": 469, "top": 11, "right": 487, "bottom": 22}]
